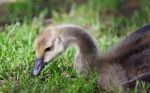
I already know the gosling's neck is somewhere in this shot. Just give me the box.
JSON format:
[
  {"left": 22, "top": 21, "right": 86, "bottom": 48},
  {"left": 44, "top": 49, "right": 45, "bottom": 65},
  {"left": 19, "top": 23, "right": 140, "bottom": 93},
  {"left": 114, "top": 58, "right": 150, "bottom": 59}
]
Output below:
[
  {"left": 55, "top": 25, "right": 102, "bottom": 76},
  {"left": 56, "top": 25, "right": 100, "bottom": 55}
]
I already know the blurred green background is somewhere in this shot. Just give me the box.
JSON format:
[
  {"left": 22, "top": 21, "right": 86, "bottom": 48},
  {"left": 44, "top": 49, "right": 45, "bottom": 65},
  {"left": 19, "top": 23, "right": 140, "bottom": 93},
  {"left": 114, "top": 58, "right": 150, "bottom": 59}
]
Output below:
[{"left": 0, "top": 0, "right": 150, "bottom": 93}]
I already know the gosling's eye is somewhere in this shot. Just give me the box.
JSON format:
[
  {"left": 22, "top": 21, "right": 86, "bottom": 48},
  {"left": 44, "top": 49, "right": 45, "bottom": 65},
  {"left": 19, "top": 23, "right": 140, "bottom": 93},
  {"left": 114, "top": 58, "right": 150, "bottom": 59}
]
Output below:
[{"left": 45, "top": 46, "right": 53, "bottom": 52}]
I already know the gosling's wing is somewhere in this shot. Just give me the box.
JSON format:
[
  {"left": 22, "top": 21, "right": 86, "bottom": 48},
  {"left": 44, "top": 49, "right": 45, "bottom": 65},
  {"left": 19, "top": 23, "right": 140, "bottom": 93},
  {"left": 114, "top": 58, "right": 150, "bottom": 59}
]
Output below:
[
  {"left": 115, "top": 24, "right": 150, "bottom": 79},
  {"left": 122, "top": 72, "right": 150, "bottom": 90},
  {"left": 122, "top": 47, "right": 150, "bottom": 79},
  {"left": 105, "top": 24, "right": 150, "bottom": 62}
]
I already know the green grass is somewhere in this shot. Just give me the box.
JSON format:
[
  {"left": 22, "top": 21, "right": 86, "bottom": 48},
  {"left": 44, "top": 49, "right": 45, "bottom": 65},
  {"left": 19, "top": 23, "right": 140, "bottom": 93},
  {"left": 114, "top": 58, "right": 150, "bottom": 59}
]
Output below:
[{"left": 0, "top": 0, "right": 150, "bottom": 92}]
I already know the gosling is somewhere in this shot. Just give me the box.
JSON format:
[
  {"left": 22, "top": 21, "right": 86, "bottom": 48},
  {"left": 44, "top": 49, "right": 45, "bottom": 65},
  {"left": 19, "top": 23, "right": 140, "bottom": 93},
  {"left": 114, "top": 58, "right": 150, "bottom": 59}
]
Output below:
[{"left": 32, "top": 24, "right": 150, "bottom": 92}]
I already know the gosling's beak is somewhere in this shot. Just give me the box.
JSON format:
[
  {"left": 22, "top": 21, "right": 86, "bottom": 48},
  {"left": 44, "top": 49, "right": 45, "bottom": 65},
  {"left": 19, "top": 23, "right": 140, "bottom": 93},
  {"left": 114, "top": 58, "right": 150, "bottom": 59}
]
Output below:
[{"left": 32, "top": 58, "right": 46, "bottom": 76}]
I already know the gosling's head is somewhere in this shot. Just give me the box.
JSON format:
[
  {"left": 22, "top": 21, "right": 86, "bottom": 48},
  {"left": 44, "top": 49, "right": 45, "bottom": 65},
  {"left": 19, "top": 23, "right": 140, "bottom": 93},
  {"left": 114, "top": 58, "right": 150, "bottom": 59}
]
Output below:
[{"left": 32, "top": 26, "right": 68, "bottom": 76}]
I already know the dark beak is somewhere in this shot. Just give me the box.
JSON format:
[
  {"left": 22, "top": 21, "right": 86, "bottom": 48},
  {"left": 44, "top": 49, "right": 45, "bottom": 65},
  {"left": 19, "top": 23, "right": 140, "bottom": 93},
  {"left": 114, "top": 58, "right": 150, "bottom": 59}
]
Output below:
[{"left": 32, "top": 58, "right": 46, "bottom": 76}]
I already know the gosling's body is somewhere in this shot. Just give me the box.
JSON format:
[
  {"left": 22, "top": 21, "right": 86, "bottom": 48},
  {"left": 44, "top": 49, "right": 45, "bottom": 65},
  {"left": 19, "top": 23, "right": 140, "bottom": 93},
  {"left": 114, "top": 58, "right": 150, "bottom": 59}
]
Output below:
[
  {"left": 33, "top": 24, "right": 150, "bottom": 92},
  {"left": 98, "top": 25, "right": 150, "bottom": 91},
  {"left": 105, "top": 25, "right": 150, "bottom": 79}
]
